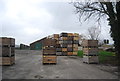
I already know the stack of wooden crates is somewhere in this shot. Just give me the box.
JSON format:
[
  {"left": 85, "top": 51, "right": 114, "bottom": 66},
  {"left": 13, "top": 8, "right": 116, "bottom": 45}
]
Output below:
[
  {"left": 72, "top": 33, "right": 79, "bottom": 55},
  {"left": 42, "top": 38, "right": 57, "bottom": 64},
  {"left": 56, "top": 32, "right": 79, "bottom": 56},
  {"left": 0, "top": 37, "right": 15, "bottom": 65},
  {"left": 82, "top": 40, "right": 99, "bottom": 64}
]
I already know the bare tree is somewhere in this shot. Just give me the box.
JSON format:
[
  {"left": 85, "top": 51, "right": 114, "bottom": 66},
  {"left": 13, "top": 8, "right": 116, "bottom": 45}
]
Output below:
[
  {"left": 73, "top": 1, "right": 120, "bottom": 59},
  {"left": 87, "top": 26, "right": 101, "bottom": 40}
]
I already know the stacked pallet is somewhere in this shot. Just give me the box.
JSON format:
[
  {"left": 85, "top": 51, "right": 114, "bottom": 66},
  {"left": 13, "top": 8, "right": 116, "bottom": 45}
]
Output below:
[
  {"left": 59, "top": 33, "right": 68, "bottom": 56},
  {"left": 56, "top": 32, "right": 79, "bottom": 56},
  {"left": 72, "top": 33, "right": 79, "bottom": 55},
  {"left": 42, "top": 38, "right": 57, "bottom": 64},
  {"left": 0, "top": 37, "right": 15, "bottom": 65},
  {"left": 82, "top": 40, "right": 99, "bottom": 64}
]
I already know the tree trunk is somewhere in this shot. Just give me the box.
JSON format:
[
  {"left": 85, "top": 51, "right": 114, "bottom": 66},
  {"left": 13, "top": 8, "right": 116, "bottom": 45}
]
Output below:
[
  {"left": 106, "top": 2, "right": 120, "bottom": 65},
  {"left": 107, "top": 2, "right": 120, "bottom": 65},
  {"left": 116, "top": 2, "right": 120, "bottom": 66}
]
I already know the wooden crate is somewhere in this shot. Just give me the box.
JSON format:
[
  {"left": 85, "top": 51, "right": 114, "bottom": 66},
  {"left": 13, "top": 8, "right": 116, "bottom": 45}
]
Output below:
[
  {"left": 43, "top": 49, "right": 56, "bottom": 55},
  {"left": 61, "top": 37, "right": 68, "bottom": 40},
  {"left": 67, "top": 41, "right": 72, "bottom": 44},
  {"left": 73, "top": 40, "right": 79, "bottom": 44},
  {"left": 56, "top": 52, "right": 62, "bottom": 56},
  {"left": 68, "top": 33, "right": 73, "bottom": 37},
  {"left": 43, "top": 39, "right": 56, "bottom": 46},
  {"left": 83, "top": 48, "right": 98, "bottom": 55},
  {"left": 73, "top": 52, "right": 77, "bottom": 55},
  {"left": 73, "top": 37, "right": 79, "bottom": 40},
  {"left": 82, "top": 40, "right": 98, "bottom": 46},
  {"left": 74, "top": 33, "right": 79, "bottom": 37},
  {"left": 62, "top": 48, "right": 67, "bottom": 52},
  {"left": 67, "top": 37, "right": 73, "bottom": 40},
  {"left": 61, "top": 44, "right": 67, "bottom": 48},
  {"left": 0, "top": 56, "right": 15, "bottom": 65},
  {"left": 43, "top": 56, "right": 57, "bottom": 64},
  {"left": 68, "top": 44, "right": 73, "bottom": 47},
  {"left": 83, "top": 55, "right": 99, "bottom": 64},
  {"left": 56, "top": 48, "right": 62, "bottom": 52},
  {"left": 0, "top": 37, "right": 15, "bottom": 46},
  {"left": 73, "top": 48, "right": 78, "bottom": 51},
  {"left": 73, "top": 44, "right": 78, "bottom": 47},
  {"left": 53, "top": 34, "right": 59, "bottom": 38},
  {"left": 67, "top": 52, "right": 73, "bottom": 55},
  {"left": 43, "top": 47, "right": 55, "bottom": 50},
  {"left": 0, "top": 47, "right": 15, "bottom": 57},
  {"left": 67, "top": 47, "right": 73, "bottom": 52},
  {"left": 62, "top": 52, "right": 67, "bottom": 56},
  {"left": 60, "top": 33, "right": 68, "bottom": 37}
]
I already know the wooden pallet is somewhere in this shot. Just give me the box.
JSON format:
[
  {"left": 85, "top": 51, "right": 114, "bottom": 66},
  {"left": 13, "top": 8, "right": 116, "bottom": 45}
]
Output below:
[
  {"left": 0, "top": 57, "right": 15, "bottom": 66},
  {"left": 83, "top": 61, "right": 99, "bottom": 64},
  {"left": 43, "top": 63, "right": 56, "bottom": 65}
]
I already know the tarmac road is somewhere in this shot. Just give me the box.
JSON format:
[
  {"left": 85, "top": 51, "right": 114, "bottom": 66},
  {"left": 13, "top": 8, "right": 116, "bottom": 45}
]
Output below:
[{"left": 2, "top": 50, "right": 118, "bottom": 79}]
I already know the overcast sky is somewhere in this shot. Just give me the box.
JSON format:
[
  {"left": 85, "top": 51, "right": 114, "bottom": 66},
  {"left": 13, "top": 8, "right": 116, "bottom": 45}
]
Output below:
[{"left": 0, "top": 0, "right": 113, "bottom": 45}]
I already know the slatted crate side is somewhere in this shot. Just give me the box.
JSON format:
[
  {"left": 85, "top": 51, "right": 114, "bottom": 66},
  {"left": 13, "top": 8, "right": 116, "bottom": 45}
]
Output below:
[
  {"left": 56, "top": 41, "right": 59, "bottom": 44},
  {"left": 67, "top": 41, "right": 73, "bottom": 44},
  {"left": 73, "top": 51, "right": 77, "bottom": 55},
  {"left": 43, "top": 39, "right": 56, "bottom": 46},
  {"left": 2, "top": 47, "right": 10, "bottom": 57},
  {"left": 73, "top": 44, "right": 78, "bottom": 47},
  {"left": 1, "top": 47, "right": 15, "bottom": 57},
  {"left": 67, "top": 52, "right": 73, "bottom": 55},
  {"left": 0, "top": 56, "right": 15, "bottom": 65},
  {"left": 73, "top": 48, "right": 78, "bottom": 51},
  {"left": 83, "top": 55, "right": 99, "bottom": 64},
  {"left": 56, "top": 52, "right": 62, "bottom": 56},
  {"left": 62, "top": 41, "right": 68, "bottom": 44},
  {"left": 42, "top": 56, "right": 57, "bottom": 64},
  {"left": 67, "top": 37, "right": 73, "bottom": 40},
  {"left": 73, "top": 33, "right": 79, "bottom": 37},
  {"left": 53, "top": 34, "right": 59, "bottom": 38},
  {"left": 68, "top": 44, "right": 73, "bottom": 47},
  {"left": 88, "top": 40, "right": 98, "bottom": 46},
  {"left": 82, "top": 40, "right": 98, "bottom": 46},
  {"left": 67, "top": 47, "right": 73, "bottom": 52},
  {"left": 60, "top": 32, "right": 68, "bottom": 37},
  {"left": 60, "top": 44, "right": 67, "bottom": 48},
  {"left": 42, "top": 47, "right": 56, "bottom": 50},
  {"left": 60, "top": 37, "right": 68, "bottom": 40},
  {"left": 56, "top": 48, "right": 62, "bottom": 52},
  {"left": 62, "top": 52, "right": 68, "bottom": 56},
  {"left": 0, "top": 37, "right": 15, "bottom": 46},
  {"left": 73, "top": 40, "right": 79, "bottom": 44},
  {"left": 73, "top": 37, "right": 79, "bottom": 40},
  {"left": 11, "top": 56, "right": 15, "bottom": 64},
  {"left": 62, "top": 48, "right": 67, "bottom": 52},
  {"left": 83, "top": 47, "right": 98, "bottom": 55},
  {"left": 43, "top": 55, "right": 57, "bottom": 59},
  {"left": 67, "top": 33, "right": 73, "bottom": 37}
]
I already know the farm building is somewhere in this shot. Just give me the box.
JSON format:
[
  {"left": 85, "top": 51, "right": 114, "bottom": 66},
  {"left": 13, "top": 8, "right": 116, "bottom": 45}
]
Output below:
[
  {"left": 20, "top": 44, "right": 30, "bottom": 50},
  {"left": 30, "top": 37, "right": 47, "bottom": 50}
]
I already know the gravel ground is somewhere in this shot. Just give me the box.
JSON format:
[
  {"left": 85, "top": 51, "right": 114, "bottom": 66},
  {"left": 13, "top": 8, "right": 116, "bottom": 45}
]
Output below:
[{"left": 2, "top": 50, "right": 118, "bottom": 79}]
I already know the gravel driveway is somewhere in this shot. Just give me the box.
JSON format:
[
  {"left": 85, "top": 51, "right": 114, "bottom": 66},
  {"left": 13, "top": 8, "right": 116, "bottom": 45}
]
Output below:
[{"left": 2, "top": 50, "right": 118, "bottom": 79}]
